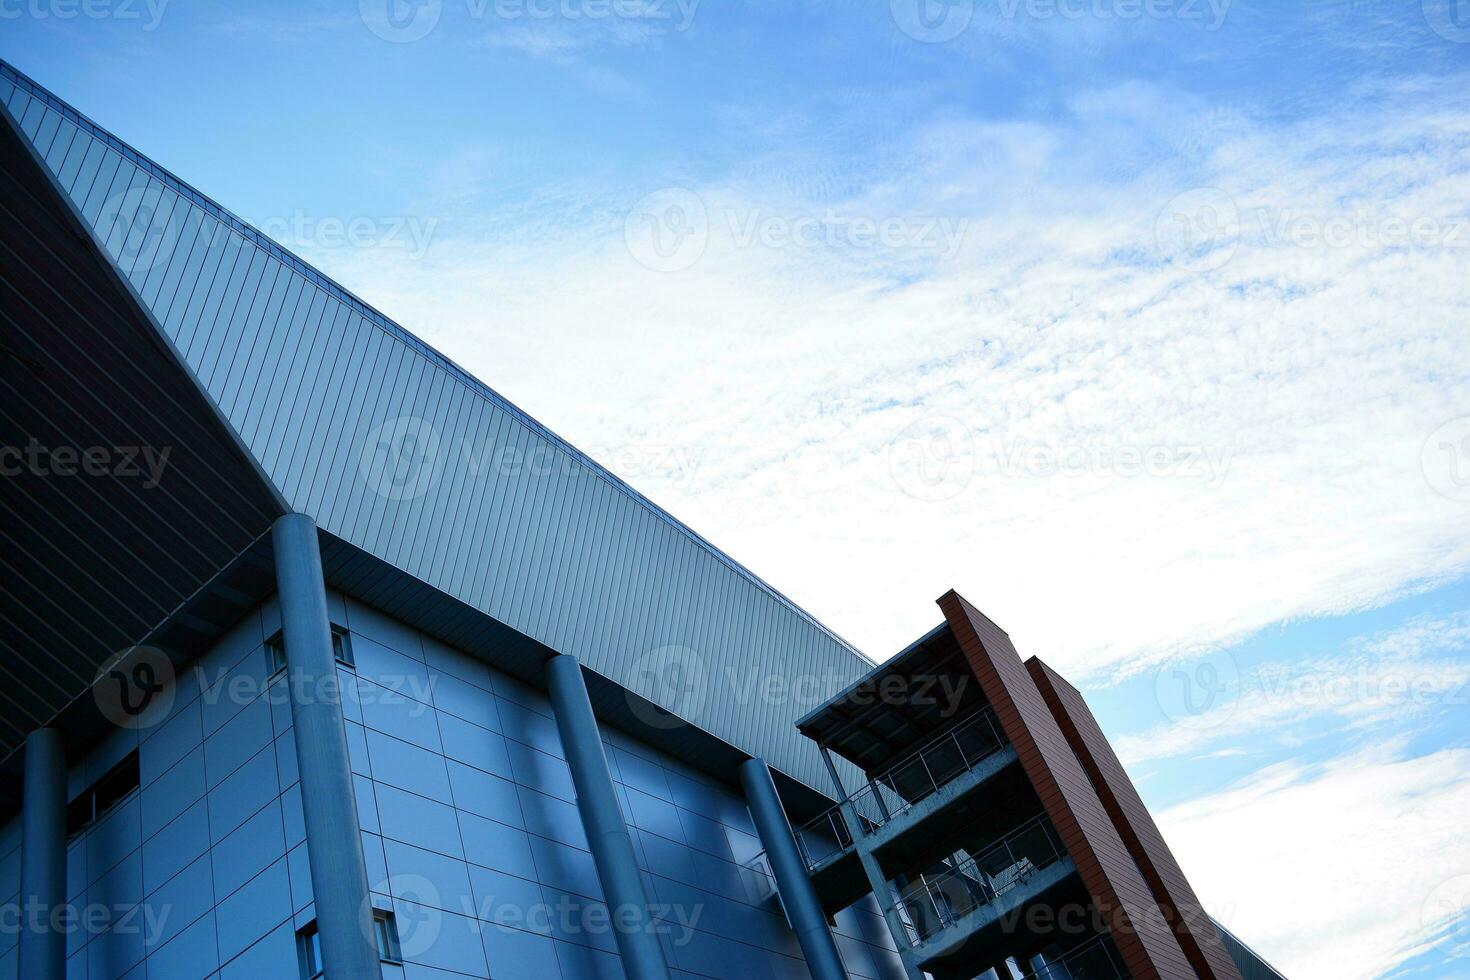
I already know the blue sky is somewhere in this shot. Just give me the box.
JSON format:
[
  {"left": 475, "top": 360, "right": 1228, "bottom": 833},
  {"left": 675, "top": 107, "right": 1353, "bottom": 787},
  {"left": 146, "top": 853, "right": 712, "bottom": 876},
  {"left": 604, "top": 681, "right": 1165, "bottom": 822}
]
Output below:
[{"left": 4, "top": 2, "right": 1469, "bottom": 977}]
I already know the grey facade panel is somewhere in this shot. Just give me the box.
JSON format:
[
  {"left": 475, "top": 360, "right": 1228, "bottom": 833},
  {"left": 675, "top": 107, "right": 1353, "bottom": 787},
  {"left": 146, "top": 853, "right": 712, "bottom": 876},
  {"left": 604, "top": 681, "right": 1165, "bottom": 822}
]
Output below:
[
  {"left": 1, "top": 62, "right": 872, "bottom": 794},
  {"left": 0, "top": 594, "right": 907, "bottom": 980}
]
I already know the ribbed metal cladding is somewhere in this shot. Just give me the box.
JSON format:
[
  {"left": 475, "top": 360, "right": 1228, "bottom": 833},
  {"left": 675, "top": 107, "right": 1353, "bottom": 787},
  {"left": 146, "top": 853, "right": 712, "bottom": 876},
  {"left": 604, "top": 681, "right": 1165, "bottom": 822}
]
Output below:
[
  {"left": 0, "top": 88, "right": 284, "bottom": 765},
  {"left": 0, "top": 60, "right": 875, "bottom": 794}
]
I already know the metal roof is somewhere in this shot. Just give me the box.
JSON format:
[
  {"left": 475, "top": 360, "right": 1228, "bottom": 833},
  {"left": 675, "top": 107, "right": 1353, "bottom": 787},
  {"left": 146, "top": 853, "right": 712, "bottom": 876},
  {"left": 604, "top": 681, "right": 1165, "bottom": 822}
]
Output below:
[
  {"left": 796, "top": 619, "right": 989, "bottom": 775},
  {"left": 0, "top": 58, "right": 878, "bottom": 795},
  {"left": 0, "top": 94, "right": 285, "bottom": 771}
]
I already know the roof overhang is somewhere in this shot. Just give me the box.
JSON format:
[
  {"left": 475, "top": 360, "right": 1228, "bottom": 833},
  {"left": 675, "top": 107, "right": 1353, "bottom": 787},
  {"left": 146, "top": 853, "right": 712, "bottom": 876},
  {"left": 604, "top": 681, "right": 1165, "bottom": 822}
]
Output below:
[
  {"left": 0, "top": 96, "right": 285, "bottom": 785},
  {"left": 796, "top": 612, "right": 990, "bottom": 775}
]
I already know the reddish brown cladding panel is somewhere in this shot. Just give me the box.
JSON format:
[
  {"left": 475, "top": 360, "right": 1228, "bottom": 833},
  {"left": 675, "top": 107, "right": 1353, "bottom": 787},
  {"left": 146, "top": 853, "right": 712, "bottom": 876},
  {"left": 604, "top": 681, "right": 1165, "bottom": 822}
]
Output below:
[
  {"left": 939, "top": 591, "right": 1197, "bottom": 980},
  {"left": 1028, "top": 657, "right": 1243, "bottom": 980}
]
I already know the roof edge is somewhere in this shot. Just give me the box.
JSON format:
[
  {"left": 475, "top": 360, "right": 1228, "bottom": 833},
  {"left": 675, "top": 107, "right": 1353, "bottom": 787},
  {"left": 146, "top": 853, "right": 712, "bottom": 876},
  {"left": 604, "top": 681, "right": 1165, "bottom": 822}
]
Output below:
[{"left": 0, "top": 57, "right": 875, "bottom": 669}]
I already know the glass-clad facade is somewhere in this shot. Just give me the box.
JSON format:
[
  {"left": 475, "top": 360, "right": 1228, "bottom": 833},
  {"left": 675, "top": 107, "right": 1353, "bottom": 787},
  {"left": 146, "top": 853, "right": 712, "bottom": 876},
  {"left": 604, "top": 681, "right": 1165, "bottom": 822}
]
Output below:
[{"left": 0, "top": 594, "right": 904, "bottom": 979}]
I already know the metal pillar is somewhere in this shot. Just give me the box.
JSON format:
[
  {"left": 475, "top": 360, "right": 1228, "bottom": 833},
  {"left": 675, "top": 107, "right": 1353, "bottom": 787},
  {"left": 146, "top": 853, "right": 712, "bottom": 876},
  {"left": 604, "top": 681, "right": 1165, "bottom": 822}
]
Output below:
[
  {"left": 818, "top": 744, "right": 921, "bottom": 978},
  {"left": 841, "top": 803, "right": 925, "bottom": 980},
  {"left": 19, "top": 728, "right": 66, "bottom": 980},
  {"left": 739, "top": 758, "right": 848, "bottom": 980},
  {"left": 545, "top": 655, "right": 671, "bottom": 980},
  {"left": 273, "top": 514, "right": 381, "bottom": 979}
]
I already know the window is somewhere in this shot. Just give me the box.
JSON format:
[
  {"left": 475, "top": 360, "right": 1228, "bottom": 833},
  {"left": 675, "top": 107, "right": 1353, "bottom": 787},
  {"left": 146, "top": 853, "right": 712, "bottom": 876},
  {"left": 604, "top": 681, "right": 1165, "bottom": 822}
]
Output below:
[
  {"left": 267, "top": 624, "right": 355, "bottom": 675},
  {"left": 296, "top": 922, "right": 323, "bottom": 979},
  {"left": 332, "top": 624, "right": 355, "bottom": 668},
  {"left": 296, "top": 913, "right": 401, "bottom": 977},
  {"left": 66, "top": 750, "right": 139, "bottom": 839},
  {"left": 266, "top": 630, "right": 287, "bottom": 676},
  {"left": 374, "top": 910, "right": 402, "bottom": 963}
]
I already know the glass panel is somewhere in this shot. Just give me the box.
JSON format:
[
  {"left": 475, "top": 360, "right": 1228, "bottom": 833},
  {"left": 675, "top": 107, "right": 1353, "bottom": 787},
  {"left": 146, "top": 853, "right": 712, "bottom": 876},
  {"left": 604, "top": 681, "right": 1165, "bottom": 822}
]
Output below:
[
  {"left": 266, "top": 631, "right": 287, "bottom": 675},
  {"left": 332, "top": 625, "right": 355, "bottom": 668},
  {"left": 297, "top": 924, "right": 323, "bottom": 979},
  {"left": 375, "top": 911, "right": 402, "bottom": 962}
]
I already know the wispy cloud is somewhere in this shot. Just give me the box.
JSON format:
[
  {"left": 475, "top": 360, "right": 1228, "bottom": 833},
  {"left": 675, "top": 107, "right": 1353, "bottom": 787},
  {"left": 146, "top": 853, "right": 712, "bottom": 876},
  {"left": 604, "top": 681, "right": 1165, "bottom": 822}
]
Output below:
[
  {"left": 1116, "top": 612, "right": 1470, "bottom": 767},
  {"left": 309, "top": 71, "right": 1470, "bottom": 681},
  {"left": 1159, "top": 741, "right": 1470, "bottom": 980}
]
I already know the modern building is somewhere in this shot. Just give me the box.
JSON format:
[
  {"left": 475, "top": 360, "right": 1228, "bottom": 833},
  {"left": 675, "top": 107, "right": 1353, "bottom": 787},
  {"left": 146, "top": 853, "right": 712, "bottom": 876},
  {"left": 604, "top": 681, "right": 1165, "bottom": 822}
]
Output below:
[{"left": 0, "top": 59, "right": 1286, "bottom": 980}]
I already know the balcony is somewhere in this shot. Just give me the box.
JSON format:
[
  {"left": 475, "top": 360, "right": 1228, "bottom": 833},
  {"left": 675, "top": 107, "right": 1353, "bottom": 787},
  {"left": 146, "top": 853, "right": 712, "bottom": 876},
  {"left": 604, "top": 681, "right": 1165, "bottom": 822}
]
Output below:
[
  {"left": 898, "top": 815, "right": 1069, "bottom": 945},
  {"left": 850, "top": 709, "right": 1008, "bottom": 825},
  {"left": 793, "top": 801, "right": 859, "bottom": 870},
  {"left": 794, "top": 709, "right": 1011, "bottom": 871},
  {"left": 1015, "top": 936, "right": 1130, "bottom": 980}
]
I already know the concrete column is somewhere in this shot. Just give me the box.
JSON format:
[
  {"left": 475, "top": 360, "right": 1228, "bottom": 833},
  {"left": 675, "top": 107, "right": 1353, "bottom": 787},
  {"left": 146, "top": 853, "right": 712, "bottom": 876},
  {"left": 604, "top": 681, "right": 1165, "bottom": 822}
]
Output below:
[
  {"left": 273, "top": 514, "right": 381, "bottom": 979},
  {"left": 545, "top": 655, "right": 671, "bottom": 980},
  {"left": 817, "top": 744, "right": 921, "bottom": 978},
  {"left": 19, "top": 728, "right": 66, "bottom": 980},
  {"left": 739, "top": 758, "right": 848, "bottom": 980},
  {"left": 836, "top": 804, "right": 924, "bottom": 980}
]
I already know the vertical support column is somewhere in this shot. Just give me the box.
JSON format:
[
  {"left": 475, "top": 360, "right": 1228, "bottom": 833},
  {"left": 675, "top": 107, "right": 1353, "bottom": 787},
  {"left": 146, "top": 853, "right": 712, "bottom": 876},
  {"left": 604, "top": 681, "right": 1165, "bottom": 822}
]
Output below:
[
  {"left": 818, "top": 746, "right": 849, "bottom": 803},
  {"left": 817, "top": 745, "right": 920, "bottom": 978},
  {"left": 19, "top": 728, "right": 66, "bottom": 980},
  {"left": 545, "top": 655, "right": 672, "bottom": 980},
  {"left": 838, "top": 804, "right": 924, "bottom": 980},
  {"left": 739, "top": 758, "right": 848, "bottom": 980},
  {"left": 817, "top": 746, "right": 917, "bottom": 975},
  {"left": 273, "top": 514, "right": 382, "bottom": 980}
]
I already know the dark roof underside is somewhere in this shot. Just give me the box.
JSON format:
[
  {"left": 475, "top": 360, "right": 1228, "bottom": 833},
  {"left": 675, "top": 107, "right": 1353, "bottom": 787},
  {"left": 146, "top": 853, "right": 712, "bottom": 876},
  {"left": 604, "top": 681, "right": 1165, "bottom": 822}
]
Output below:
[
  {"left": 796, "top": 622, "right": 988, "bottom": 776},
  {"left": 0, "top": 98, "right": 283, "bottom": 768}
]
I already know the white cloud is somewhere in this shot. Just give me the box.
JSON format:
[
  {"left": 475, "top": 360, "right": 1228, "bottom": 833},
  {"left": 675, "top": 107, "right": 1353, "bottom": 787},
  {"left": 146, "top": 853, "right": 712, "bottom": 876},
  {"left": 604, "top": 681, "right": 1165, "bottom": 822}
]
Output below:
[
  {"left": 1158, "top": 742, "right": 1470, "bottom": 980},
  {"left": 296, "top": 74, "right": 1470, "bottom": 685},
  {"left": 1114, "top": 611, "right": 1470, "bottom": 767}
]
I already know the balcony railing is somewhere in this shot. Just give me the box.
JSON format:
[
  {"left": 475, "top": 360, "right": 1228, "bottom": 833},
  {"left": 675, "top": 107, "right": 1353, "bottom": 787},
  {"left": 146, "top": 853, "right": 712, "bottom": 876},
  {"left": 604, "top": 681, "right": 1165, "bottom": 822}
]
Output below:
[
  {"left": 897, "top": 814, "right": 1067, "bottom": 944},
  {"left": 1015, "top": 936, "right": 1129, "bottom": 980},
  {"left": 793, "top": 803, "right": 857, "bottom": 869},
  {"left": 793, "top": 709, "right": 1009, "bottom": 870},
  {"left": 849, "top": 709, "right": 1007, "bottom": 826}
]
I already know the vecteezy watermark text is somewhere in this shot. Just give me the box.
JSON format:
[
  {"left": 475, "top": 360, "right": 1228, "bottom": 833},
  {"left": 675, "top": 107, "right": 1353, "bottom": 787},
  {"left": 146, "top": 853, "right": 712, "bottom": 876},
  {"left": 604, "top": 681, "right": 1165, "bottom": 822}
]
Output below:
[
  {"left": 624, "top": 188, "right": 970, "bottom": 272},
  {"left": 1156, "top": 187, "right": 1469, "bottom": 273},
  {"left": 254, "top": 210, "right": 439, "bottom": 259},
  {"left": 359, "top": 0, "right": 700, "bottom": 43},
  {"left": 889, "top": 0, "right": 1232, "bottom": 44},
  {"left": 0, "top": 439, "right": 172, "bottom": 488},
  {"left": 627, "top": 642, "right": 975, "bottom": 731},
  {"left": 887, "top": 417, "right": 1235, "bottom": 503},
  {"left": 0, "top": 0, "right": 168, "bottom": 30},
  {"left": 0, "top": 898, "right": 171, "bottom": 944},
  {"left": 359, "top": 415, "right": 702, "bottom": 502}
]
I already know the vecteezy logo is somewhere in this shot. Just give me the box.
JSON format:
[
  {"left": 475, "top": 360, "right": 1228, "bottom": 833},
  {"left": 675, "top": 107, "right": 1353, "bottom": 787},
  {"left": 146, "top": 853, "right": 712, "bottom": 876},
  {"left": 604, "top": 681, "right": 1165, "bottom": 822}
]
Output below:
[
  {"left": 369, "top": 874, "right": 442, "bottom": 958},
  {"left": 627, "top": 645, "right": 707, "bottom": 730},
  {"left": 359, "top": 416, "right": 441, "bottom": 500},
  {"left": 624, "top": 188, "right": 709, "bottom": 272},
  {"left": 890, "top": 0, "right": 974, "bottom": 43},
  {"left": 94, "top": 646, "right": 175, "bottom": 731},
  {"left": 360, "top": 0, "right": 442, "bottom": 42},
  {"left": 886, "top": 415, "right": 976, "bottom": 502},
  {"left": 1153, "top": 649, "right": 1241, "bottom": 731},
  {"left": 97, "top": 184, "right": 184, "bottom": 277},
  {"left": 1421, "top": 874, "right": 1470, "bottom": 936},
  {"left": 1422, "top": 416, "right": 1470, "bottom": 502},
  {"left": 1423, "top": 0, "right": 1470, "bottom": 43},
  {"left": 1154, "top": 187, "right": 1241, "bottom": 273}
]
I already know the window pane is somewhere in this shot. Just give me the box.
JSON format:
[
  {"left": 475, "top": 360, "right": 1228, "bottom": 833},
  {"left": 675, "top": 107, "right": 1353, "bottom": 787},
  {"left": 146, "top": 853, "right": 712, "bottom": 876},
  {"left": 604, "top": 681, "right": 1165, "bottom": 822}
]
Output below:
[
  {"left": 331, "top": 625, "right": 355, "bottom": 668},
  {"left": 266, "top": 631, "right": 287, "bottom": 675}
]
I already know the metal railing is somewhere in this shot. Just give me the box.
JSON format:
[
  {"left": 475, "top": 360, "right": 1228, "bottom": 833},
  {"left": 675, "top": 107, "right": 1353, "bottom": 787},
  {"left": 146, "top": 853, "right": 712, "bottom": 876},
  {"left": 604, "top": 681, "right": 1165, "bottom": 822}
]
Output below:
[
  {"left": 1015, "top": 936, "right": 1130, "bottom": 980},
  {"left": 850, "top": 708, "right": 1007, "bottom": 826},
  {"left": 793, "top": 804, "right": 857, "bottom": 869},
  {"left": 794, "top": 709, "right": 1009, "bottom": 870},
  {"left": 897, "top": 815, "right": 1066, "bottom": 944}
]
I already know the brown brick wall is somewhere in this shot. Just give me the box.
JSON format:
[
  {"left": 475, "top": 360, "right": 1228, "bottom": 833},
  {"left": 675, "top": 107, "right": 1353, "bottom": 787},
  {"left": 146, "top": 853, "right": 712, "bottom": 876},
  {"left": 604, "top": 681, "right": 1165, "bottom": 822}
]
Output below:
[
  {"left": 939, "top": 591, "right": 1197, "bottom": 980},
  {"left": 1028, "top": 657, "right": 1242, "bottom": 980}
]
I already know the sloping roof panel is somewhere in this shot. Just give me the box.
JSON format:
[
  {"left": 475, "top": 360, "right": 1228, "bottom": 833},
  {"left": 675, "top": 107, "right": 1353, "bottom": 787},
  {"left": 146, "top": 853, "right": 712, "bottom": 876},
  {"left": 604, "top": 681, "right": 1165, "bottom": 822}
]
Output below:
[
  {"left": 0, "top": 91, "right": 284, "bottom": 765},
  {"left": 0, "top": 60, "right": 873, "bottom": 793}
]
